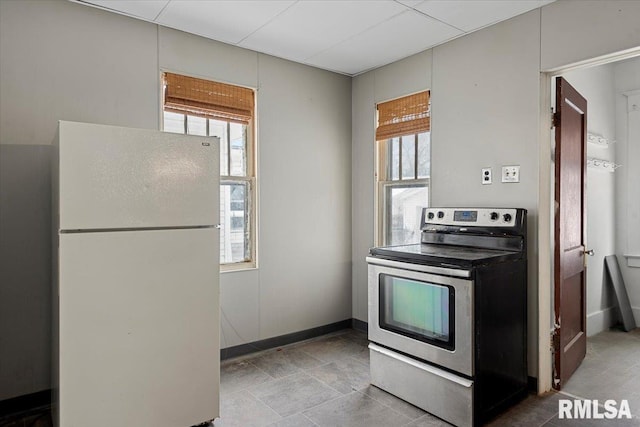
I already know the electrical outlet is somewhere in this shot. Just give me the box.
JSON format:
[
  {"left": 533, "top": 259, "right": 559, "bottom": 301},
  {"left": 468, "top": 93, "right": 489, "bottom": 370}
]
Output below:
[
  {"left": 481, "top": 168, "right": 492, "bottom": 185},
  {"left": 502, "top": 165, "right": 520, "bottom": 183}
]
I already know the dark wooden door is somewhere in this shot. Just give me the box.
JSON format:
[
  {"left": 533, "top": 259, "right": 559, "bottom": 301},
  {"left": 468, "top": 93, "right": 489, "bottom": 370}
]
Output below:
[{"left": 553, "top": 77, "right": 587, "bottom": 390}]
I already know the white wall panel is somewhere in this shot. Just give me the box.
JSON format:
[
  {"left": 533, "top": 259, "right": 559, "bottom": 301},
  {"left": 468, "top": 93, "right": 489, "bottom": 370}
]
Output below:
[
  {"left": 0, "top": 0, "right": 158, "bottom": 400},
  {"left": 219, "top": 270, "right": 261, "bottom": 348},
  {"left": 615, "top": 58, "right": 640, "bottom": 321},
  {"left": 431, "top": 11, "right": 540, "bottom": 376},
  {"left": 351, "top": 51, "right": 432, "bottom": 323},
  {"left": 351, "top": 72, "right": 376, "bottom": 322},
  {"left": 373, "top": 50, "right": 432, "bottom": 103},
  {"left": 0, "top": 145, "right": 52, "bottom": 400},
  {"left": 256, "top": 54, "right": 352, "bottom": 338},
  {"left": 159, "top": 26, "right": 258, "bottom": 89},
  {"left": 0, "top": 0, "right": 353, "bottom": 400},
  {"left": 0, "top": 0, "right": 159, "bottom": 147},
  {"left": 541, "top": 0, "right": 640, "bottom": 71}
]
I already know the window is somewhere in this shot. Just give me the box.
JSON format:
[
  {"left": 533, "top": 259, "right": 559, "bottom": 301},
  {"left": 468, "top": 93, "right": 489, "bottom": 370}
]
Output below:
[
  {"left": 163, "top": 73, "right": 256, "bottom": 269},
  {"left": 376, "top": 91, "right": 430, "bottom": 246},
  {"left": 379, "top": 274, "right": 454, "bottom": 350}
]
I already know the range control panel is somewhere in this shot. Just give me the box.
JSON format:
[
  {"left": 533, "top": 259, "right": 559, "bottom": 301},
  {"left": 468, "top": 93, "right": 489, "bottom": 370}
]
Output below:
[{"left": 422, "top": 208, "right": 519, "bottom": 227}]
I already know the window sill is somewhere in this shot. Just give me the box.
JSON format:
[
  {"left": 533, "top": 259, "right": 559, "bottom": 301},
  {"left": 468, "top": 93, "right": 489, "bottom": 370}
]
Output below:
[{"left": 221, "top": 262, "right": 257, "bottom": 273}]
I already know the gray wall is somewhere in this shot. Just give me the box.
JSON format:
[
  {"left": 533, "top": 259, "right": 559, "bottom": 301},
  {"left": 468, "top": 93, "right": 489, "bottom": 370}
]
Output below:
[
  {"left": 353, "top": 11, "right": 541, "bottom": 376},
  {"left": 0, "top": 145, "right": 52, "bottom": 401},
  {"left": 0, "top": 0, "right": 159, "bottom": 401},
  {"left": 3, "top": 0, "right": 640, "bottom": 400},
  {"left": 157, "top": 26, "right": 353, "bottom": 349},
  {"left": 561, "top": 65, "right": 618, "bottom": 336},
  {"left": 0, "top": 0, "right": 352, "bottom": 400},
  {"left": 351, "top": 49, "right": 432, "bottom": 323},
  {"left": 352, "top": 0, "right": 640, "bottom": 381}
]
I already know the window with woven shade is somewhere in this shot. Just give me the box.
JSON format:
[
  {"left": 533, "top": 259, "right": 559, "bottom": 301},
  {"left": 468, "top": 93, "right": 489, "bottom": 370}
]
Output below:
[
  {"left": 163, "top": 72, "right": 256, "bottom": 269},
  {"left": 376, "top": 91, "right": 431, "bottom": 247},
  {"left": 376, "top": 91, "right": 430, "bottom": 141},
  {"left": 164, "top": 73, "right": 254, "bottom": 125}
]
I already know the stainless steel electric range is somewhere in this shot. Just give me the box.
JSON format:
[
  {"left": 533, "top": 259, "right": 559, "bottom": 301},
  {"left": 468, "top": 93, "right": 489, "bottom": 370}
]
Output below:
[{"left": 367, "top": 207, "right": 528, "bottom": 427}]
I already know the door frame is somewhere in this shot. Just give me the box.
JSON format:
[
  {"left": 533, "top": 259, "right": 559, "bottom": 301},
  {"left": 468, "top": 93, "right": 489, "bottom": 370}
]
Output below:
[{"left": 537, "top": 48, "right": 640, "bottom": 394}]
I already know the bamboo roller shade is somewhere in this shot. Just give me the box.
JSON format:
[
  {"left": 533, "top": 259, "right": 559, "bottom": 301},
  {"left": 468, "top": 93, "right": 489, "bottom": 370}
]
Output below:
[
  {"left": 376, "top": 91, "right": 430, "bottom": 141},
  {"left": 164, "top": 73, "right": 254, "bottom": 124}
]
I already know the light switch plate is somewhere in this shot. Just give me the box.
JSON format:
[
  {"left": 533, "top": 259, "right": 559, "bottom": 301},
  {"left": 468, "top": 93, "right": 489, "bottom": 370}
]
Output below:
[
  {"left": 482, "top": 168, "right": 492, "bottom": 185},
  {"left": 502, "top": 165, "right": 520, "bottom": 183}
]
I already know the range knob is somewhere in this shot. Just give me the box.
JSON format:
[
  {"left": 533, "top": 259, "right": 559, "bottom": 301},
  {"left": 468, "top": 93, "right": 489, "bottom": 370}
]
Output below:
[
  {"left": 427, "top": 212, "right": 435, "bottom": 220},
  {"left": 490, "top": 212, "right": 499, "bottom": 221},
  {"left": 503, "top": 213, "right": 512, "bottom": 222},
  {"left": 437, "top": 211, "right": 445, "bottom": 219}
]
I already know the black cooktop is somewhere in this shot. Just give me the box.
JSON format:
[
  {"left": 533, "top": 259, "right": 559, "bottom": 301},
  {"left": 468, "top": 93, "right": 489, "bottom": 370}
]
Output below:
[{"left": 369, "top": 243, "right": 522, "bottom": 268}]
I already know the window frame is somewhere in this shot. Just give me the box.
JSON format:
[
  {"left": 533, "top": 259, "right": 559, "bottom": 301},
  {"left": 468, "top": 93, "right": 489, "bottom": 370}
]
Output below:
[
  {"left": 376, "top": 135, "right": 430, "bottom": 247},
  {"left": 374, "top": 90, "right": 431, "bottom": 247},
  {"left": 160, "top": 71, "right": 257, "bottom": 271}
]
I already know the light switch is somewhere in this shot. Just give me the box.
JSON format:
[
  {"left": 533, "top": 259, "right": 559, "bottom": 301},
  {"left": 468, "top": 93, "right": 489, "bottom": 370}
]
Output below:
[{"left": 502, "top": 165, "right": 520, "bottom": 183}]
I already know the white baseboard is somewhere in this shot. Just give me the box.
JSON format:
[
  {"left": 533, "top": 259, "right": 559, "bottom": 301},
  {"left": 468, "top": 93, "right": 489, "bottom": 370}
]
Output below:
[{"left": 587, "top": 307, "right": 619, "bottom": 336}]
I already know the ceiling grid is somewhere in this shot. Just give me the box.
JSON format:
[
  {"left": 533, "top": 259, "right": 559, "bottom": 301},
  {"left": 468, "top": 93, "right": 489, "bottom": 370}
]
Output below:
[{"left": 75, "top": 0, "right": 555, "bottom": 76}]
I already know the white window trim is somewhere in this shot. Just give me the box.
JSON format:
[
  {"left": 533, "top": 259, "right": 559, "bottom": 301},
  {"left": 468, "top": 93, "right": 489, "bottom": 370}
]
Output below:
[
  {"left": 159, "top": 70, "right": 258, "bottom": 271},
  {"left": 375, "top": 136, "right": 430, "bottom": 247},
  {"left": 219, "top": 120, "right": 257, "bottom": 272},
  {"left": 220, "top": 176, "right": 257, "bottom": 272},
  {"left": 377, "top": 178, "right": 430, "bottom": 247}
]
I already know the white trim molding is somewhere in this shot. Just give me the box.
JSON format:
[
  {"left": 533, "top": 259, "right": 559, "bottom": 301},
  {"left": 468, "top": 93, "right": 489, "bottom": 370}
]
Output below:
[
  {"left": 624, "top": 255, "right": 640, "bottom": 268},
  {"left": 586, "top": 307, "right": 619, "bottom": 337}
]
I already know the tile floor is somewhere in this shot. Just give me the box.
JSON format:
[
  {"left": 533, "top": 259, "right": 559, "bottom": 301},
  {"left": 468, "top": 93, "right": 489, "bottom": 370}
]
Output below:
[
  {"left": 561, "top": 328, "right": 640, "bottom": 421},
  {"left": 214, "top": 328, "right": 640, "bottom": 427},
  {"left": 2, "top": 327, "right": 640, "bottom": 426}
]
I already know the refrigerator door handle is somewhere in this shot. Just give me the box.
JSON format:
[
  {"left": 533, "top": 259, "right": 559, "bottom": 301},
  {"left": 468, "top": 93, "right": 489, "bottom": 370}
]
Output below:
[{"left": 214, "top": 224, "right": 221, "bottom": 229}]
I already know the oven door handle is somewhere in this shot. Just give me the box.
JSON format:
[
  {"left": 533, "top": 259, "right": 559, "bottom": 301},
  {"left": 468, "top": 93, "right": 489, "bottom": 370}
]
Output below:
[
  {"left": 369, "top": 343, "right": 473, "bottom": 388},
  {"left": 366, "top": 256, "right": 471, "bottom": 278}
]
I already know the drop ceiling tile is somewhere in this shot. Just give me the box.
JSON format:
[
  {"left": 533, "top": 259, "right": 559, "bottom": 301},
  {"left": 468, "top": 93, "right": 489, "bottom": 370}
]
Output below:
[
  {"left": 306, "top": 10, "right": 462, "bottom": 75},
  {"left": 239, "top": 0, "right": 407, "bottom": 62},
  {"left": 81, "top": 0, "right": 170, "bottom": 20},
  {"left": 156, "top": 0, "right": 296, "bottom": 45},
  {"left": 411, "top": 0, "right": 555, "bottom": 32}
]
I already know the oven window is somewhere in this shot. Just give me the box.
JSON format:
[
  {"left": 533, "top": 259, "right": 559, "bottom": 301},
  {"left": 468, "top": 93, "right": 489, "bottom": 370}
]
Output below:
[{"left": 379, "top": 274, "right": 455, "bottom": 350}]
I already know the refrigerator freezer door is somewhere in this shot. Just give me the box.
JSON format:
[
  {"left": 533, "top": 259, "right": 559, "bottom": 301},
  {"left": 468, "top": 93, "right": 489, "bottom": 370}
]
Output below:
[
  {"left": 57, "top": 228, "right": 219, "bottom": 427},
  {"left": 57, "top": 121, "right": 219, "bottom": 231}
]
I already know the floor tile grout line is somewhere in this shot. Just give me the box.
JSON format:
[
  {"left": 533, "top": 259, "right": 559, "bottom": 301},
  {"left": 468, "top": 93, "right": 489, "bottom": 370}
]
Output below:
[
  {"left": 298, "top": 348, "right": 371, "bottom": 395},
  {"left": 300, "top": 411, "right": 320, "bottom": 426},
  {"left": 347, "top": 353, "right": 371, "bottom": 368},
  {"left": 245, "top": 371, "right": 347, "bottom": 420},
  {"left": 247, "top": 359, "right": 280, "bottom": 381},
  {"left": 299, "top": 389, "right": 362, "bottom": 418},
  {"left": 537, "top": 411, "right": 560, "bottom": 426},
  {"left": 294, "top": 346, "right": 337, "bottom": 365},
  {"left": 355, "top": 388, "right": 422, "bottom": 425},
  {"left": 220, "top": 365, "right": 298, "bottom": 397},
  {"left": 253, "top": 364, "right": 307, "bottom": 382},
  {"left": 304, "top": 367, "right": 352, "bottom": 396},
  {"left": 244, "top": 388, "right": 284, "bottom": 425}
]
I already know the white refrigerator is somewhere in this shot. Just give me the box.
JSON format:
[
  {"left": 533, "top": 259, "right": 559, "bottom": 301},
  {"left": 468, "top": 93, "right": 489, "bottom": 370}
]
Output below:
[{"left": 52, "top": 121, "right": 220, "bottom": 427}]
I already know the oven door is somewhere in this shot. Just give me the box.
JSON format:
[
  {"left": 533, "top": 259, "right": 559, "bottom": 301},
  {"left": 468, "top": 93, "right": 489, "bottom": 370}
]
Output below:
[{"left": 367, "top": 257, "right": 473, "bottom": 377}]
